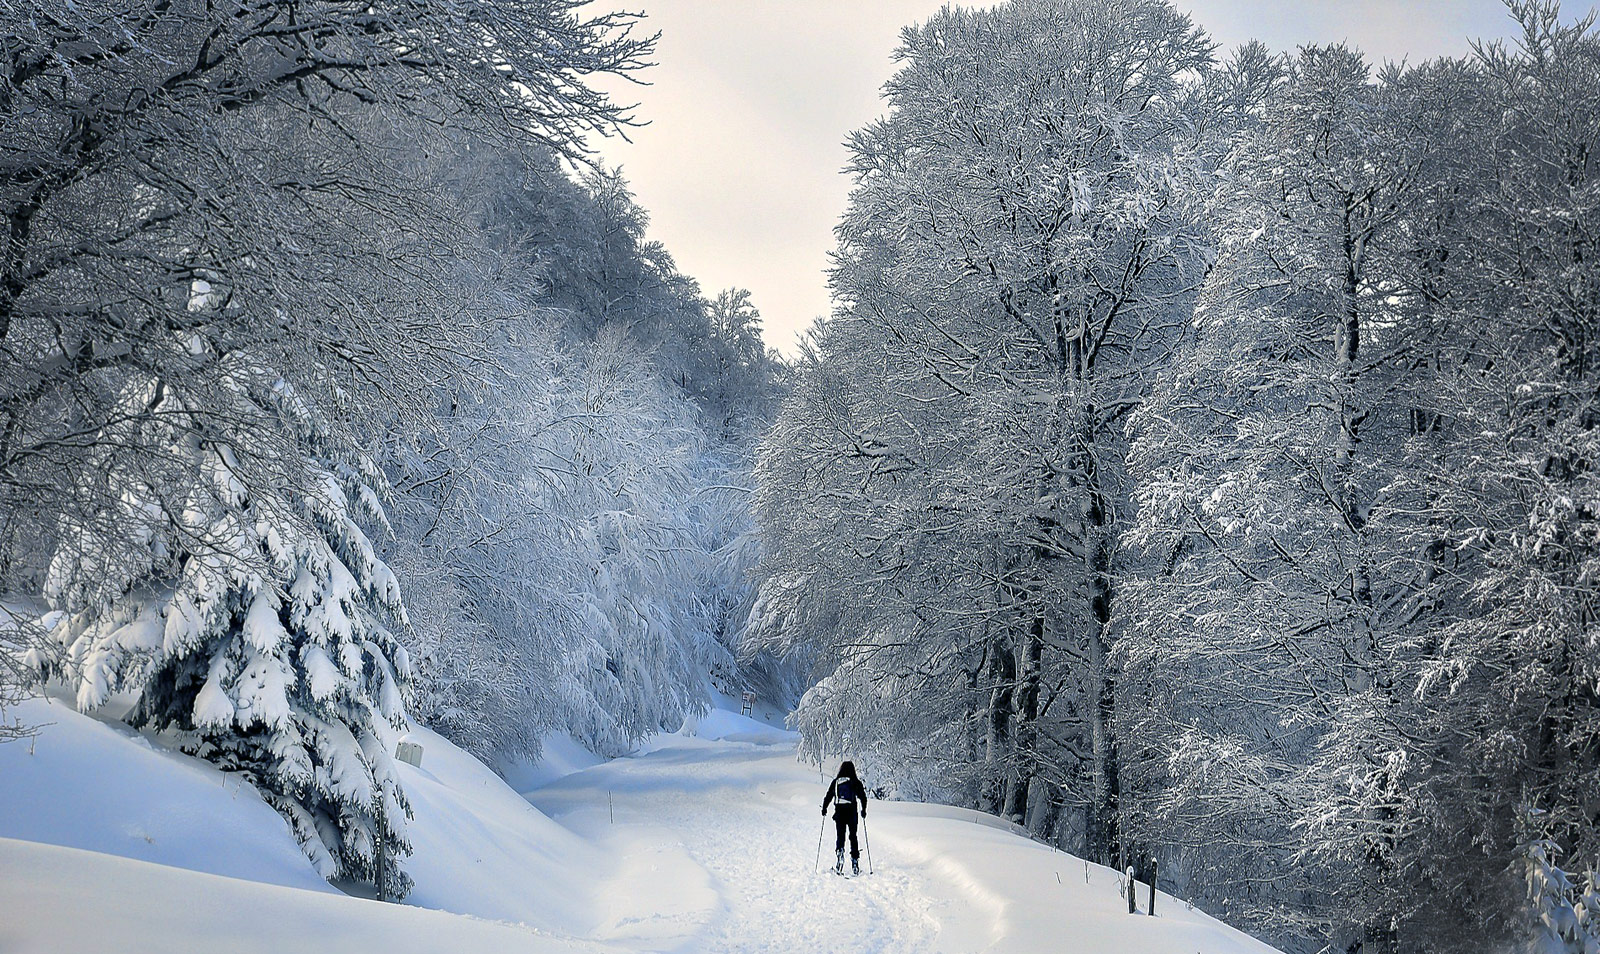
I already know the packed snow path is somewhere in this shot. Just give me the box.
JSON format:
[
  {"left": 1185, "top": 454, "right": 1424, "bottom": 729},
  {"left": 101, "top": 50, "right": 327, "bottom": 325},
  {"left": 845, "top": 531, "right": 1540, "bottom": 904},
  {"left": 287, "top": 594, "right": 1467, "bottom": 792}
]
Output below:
[
  {"left": 522, "top": 714, "right": 1279, "bottom": 954},
  {"left": 526, "top": 730, "right": 947, "bottom": 953}
]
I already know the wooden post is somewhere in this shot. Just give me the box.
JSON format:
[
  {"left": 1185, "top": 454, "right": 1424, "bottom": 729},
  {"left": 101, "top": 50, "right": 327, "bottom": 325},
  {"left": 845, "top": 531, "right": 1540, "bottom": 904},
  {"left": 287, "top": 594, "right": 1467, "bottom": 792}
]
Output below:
[
  {"left": 1127, "top": 865, "right": 1136, "bottom": 914},
  {"left": 1148, "top": 858, "right": 1158, "bottom": 916}
]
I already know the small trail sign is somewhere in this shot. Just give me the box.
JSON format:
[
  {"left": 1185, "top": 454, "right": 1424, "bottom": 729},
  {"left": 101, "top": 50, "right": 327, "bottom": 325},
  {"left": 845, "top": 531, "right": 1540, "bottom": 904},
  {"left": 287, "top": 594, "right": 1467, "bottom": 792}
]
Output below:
[{"left": 741, "top": 691, "right": 756, "bottom": 715}]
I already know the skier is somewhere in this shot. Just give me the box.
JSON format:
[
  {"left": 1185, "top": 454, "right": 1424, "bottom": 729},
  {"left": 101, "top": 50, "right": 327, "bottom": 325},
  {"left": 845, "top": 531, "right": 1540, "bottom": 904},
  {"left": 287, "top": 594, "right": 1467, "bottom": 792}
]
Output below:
[{"left": 821, "top": 760, "right": 868, "bottom": 875}]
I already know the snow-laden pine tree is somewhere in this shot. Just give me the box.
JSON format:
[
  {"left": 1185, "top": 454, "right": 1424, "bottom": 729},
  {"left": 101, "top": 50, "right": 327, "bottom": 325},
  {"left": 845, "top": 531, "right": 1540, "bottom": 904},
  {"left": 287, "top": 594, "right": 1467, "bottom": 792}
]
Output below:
[{"left": 37, "top": 355, "right": 414, "bottom": 894}]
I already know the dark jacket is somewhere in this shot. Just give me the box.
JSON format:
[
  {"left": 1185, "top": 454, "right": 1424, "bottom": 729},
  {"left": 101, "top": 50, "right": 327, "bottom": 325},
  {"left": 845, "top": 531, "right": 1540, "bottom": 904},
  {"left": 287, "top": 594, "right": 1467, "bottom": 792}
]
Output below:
[{"left": 822, "top": 774, "right": 868, "bottom": 816}]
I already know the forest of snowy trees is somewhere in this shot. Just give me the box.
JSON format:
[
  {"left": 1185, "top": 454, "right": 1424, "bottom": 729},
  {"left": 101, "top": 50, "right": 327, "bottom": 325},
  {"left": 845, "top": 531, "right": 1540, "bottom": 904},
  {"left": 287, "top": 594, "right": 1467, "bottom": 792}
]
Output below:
[
  {"left": 3, "top": 0, "right": 1598, "bottom": 952},
  {"left": 750, "top": 1, "right": 1600, "bottom": 952},
  {"left": 0, "top": 0, "right": 790, "bottom": 900}
]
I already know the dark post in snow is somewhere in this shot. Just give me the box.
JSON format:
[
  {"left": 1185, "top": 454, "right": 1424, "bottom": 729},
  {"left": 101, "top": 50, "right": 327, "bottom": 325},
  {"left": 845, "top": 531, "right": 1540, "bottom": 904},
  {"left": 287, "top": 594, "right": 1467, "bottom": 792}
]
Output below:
[
  {"left": 1148, "top": 858, "right": 1158, "bottom": 916},
  {"left": 1127, "top": 865, "right": 1137, "bottom": 914}
]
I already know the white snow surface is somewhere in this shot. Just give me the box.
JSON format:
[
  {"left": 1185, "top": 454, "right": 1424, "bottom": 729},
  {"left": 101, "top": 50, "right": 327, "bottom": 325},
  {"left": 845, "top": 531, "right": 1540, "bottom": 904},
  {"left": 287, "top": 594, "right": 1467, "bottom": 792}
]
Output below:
[
  {"left": 497, "top": 730, "right": 607, "bottom": 792},
  {"left": 0, "top": 696, "right": 1283, "bottom": 954},
  {"left": 0, "top": 695, "right": 332, "bottom": 891},
  {"left": 0, "top": 837, "right": 607, "bottom": 954},
  {"left": 525, "top": 710, "right": 1283, "bottom": 954}
]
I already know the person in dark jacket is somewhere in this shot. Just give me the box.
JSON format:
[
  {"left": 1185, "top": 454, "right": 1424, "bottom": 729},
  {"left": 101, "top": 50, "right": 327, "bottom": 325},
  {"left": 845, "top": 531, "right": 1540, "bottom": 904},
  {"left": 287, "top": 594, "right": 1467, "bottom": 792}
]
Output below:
[{"left": 821, "top": 760, "right": 868, "bottom": 875}]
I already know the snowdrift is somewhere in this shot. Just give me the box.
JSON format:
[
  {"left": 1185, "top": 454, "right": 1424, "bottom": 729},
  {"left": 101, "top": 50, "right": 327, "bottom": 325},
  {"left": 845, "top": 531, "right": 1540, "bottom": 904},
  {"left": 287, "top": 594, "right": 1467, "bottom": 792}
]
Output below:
[
  {"left": 0, "top": 696, "right": 604, "bottom": 939},
  {"left": 0, "top": 837, "right": 605, "bottom": 954},
  {"left": 0, "top": 695, "right": 332, "bottom": 892}
]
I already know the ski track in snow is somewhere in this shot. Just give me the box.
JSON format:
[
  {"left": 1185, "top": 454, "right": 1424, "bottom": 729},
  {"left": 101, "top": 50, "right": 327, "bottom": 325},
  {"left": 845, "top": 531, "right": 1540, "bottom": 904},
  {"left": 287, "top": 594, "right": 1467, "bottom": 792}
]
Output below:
[
  {"left": 668, "top": 781, "right": 942, "bottom": 954},
  {"left": 526, "top": 736, "right": 958, "bottom": 954}
]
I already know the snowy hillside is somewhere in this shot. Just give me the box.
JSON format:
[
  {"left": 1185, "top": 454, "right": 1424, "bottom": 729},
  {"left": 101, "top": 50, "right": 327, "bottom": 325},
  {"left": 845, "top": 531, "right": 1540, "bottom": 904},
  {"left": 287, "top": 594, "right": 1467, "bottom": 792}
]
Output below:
[
  {"left": 0, "top": 838, "right": 608, "bottom": 954},
  {"left": 0, "top": 696, "right": 1280, "bottom": 954}
]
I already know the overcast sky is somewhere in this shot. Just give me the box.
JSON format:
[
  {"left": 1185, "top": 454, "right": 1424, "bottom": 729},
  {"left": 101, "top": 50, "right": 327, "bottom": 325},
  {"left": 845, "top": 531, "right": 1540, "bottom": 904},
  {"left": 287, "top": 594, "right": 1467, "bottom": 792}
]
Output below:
[{"left": 583, "top": 1, "right": 1543, "bottom": 355}]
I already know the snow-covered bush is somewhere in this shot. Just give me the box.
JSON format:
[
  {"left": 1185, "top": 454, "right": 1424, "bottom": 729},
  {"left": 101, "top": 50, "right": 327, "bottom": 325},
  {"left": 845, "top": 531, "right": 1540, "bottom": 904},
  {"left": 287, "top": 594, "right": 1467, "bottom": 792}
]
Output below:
[{"left": 1525, "top": 837, "right": 1600, "bottom": 954}]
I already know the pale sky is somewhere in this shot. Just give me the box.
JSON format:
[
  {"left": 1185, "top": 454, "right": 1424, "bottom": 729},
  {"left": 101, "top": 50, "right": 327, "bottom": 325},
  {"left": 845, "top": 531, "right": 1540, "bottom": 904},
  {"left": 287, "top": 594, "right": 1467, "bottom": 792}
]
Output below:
[{"left": 583, "top": 1, "right": 1541, "bottom": 355}]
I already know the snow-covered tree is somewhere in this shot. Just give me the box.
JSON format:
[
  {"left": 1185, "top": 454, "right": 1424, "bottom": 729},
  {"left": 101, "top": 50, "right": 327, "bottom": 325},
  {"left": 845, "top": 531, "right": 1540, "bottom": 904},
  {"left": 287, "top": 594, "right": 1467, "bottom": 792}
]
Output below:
[
  {"left": 1364, "top": 5, "right": 1600, "bottom": 948},
  {"left": 1117, "top": 42, "right": 1439, "bottom": 947},
  {"left": 761, "top": 5, "right": 1600, "bottom": 951},
  {"left": 0, "top": 0, "right": 652, "bottom": 891},
  {"left": 35, "top": 360, "right": 415, "bottom": 895},
  {"left": 0, "top": 2, "right": 652, "bottom": 573},
  {"left": 1119, "top": 5, "right": 1600, "bottom": 950},
  {"left": 374, "top": 145, "right": 792, "bottom": 764},
  {"left": 754, "top": 0, "right": 1212, "bottom": 862}
]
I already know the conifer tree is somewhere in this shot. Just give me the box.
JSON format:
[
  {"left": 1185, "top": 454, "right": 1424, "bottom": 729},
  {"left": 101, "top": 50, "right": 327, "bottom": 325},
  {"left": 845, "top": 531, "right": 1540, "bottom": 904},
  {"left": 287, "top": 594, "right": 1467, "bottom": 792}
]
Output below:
[{"left": 38, "top": 362, "right": 414, "bottom": 893}]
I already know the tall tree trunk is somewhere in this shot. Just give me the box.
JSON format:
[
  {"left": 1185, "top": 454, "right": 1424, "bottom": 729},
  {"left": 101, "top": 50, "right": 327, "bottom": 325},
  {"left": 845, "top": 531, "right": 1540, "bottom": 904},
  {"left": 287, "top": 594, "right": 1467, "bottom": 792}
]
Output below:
[
  {"left": 1080, "top": 413, "right": 1120, "bottom": 867},
  {"left": 1337, "top": 201, "right": 1373, "bottom": 605},
  {"left": 1005, "top": 613, "right": 1044, "bottom": 822},
  {"left": 1084, "top": 538, "right": 1120, "bottom": 866},
  {"left": 984, "top": 639, "right": 1015, "bottom": 816}
]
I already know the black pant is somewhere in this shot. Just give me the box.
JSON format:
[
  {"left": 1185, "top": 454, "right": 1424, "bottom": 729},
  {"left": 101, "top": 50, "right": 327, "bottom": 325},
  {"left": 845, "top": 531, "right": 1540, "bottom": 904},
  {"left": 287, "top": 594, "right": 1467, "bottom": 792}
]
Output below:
[{"left": 833, "top": 805, "right": 859, "bottom": 858}]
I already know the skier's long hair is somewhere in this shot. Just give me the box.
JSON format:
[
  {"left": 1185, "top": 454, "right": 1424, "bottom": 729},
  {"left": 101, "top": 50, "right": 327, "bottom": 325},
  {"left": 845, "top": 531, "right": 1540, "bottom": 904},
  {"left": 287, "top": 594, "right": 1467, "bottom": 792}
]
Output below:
[{"left": 837, "top": 760, "right": 858, "bottom": 781}]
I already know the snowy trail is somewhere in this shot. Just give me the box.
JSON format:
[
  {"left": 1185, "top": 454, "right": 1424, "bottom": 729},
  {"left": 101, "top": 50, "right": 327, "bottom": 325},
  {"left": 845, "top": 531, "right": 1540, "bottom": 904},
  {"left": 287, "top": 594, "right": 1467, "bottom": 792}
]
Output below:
[
  {"left": 1, "top": 698, "right": 1282, "bottom": 953},
  {"left": 524, "top": 730, "right": 958, "bottom": 954},
  {"left": 521, "top": 714, "right": 1282, "bottom": 954}
]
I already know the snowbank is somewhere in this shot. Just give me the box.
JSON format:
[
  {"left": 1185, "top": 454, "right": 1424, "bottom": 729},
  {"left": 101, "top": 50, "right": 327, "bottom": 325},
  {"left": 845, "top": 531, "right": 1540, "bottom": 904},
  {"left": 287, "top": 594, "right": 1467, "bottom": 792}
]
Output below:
[
  {"left": 706, "top": 686, "right": 792, "bottom": 729},
  {"left": 0, "top": 837, "right": 606, "bottom": 954},
  {"left": 871, "top": 803, "right": 1283, "bottom": 954},
  {"left": 667, "top": 703, "right": 799, "bottom": 747},
  {"left": 0, "top": 696, "right": 331, "bottom": 891},
  {"left": 497, "top": 731, "right": 606, "bottom": 793},
  {"left": 0, "top": 696, "right": 610, "bottom": 939},
  {"left": 396, "top": 723, "right": 602, "bottom": 932}
]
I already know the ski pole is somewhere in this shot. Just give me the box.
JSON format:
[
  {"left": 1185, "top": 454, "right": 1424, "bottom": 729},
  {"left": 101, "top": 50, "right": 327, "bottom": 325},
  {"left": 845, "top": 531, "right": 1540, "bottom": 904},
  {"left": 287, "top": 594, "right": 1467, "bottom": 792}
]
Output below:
[
  {"left": 815, "top": 814, "right": 826, "bottom": 872},
  {"left": 862, "top": 812, "right": 874, "bottom": 875}
]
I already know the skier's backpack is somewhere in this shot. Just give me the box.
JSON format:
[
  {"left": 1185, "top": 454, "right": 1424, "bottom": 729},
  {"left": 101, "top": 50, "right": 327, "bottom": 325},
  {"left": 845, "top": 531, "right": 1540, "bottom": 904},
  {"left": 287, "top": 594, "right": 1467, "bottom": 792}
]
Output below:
[{"left": 835, "top": 776, "right": 856, "bottom": 806}]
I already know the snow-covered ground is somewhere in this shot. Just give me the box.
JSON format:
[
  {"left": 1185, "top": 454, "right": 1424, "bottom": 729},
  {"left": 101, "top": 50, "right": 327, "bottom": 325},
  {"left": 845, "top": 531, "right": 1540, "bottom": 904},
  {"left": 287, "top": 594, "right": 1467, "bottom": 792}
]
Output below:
[
  {"left": 0, "top": 697, "right": 1281, "bottom": 953},
  {"left": 527, "top": 708, "right": 1282, "bottom": 954},
  {"left": 0, "top": 837, "right": 610, "bottom": 954}
]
